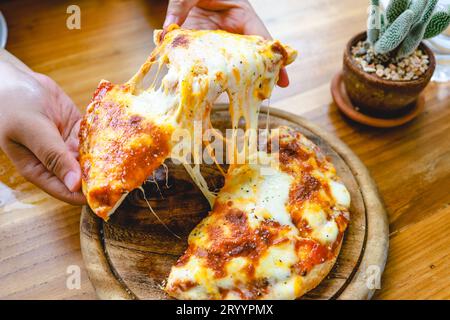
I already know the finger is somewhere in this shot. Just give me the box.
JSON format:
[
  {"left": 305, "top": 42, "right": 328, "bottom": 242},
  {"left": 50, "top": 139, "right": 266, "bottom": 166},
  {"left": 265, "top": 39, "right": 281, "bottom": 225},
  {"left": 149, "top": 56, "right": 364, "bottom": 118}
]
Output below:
[
  {"left": 240, "top": 5, "right": 290, "bottom": 88},
  {"left": 245, "top": 17, "right": 291, "bottom": 87},
  {"left": 10, "top": 115, "right": 82, "bottom": 193},
  {"left": 32, "top": 72, "right": 83, "bottom": 137},
  {"left": 241, "top": 3, "right": 272, "bottom": 39},
  {"left": 164, "top": 0, "right": 200, "bottom": 29},
  {"left": 2, "top": 141, "right": 86, "bottom": 205},
  {"left": 66, "top": 119, "right": 81, "bottom": 154}
]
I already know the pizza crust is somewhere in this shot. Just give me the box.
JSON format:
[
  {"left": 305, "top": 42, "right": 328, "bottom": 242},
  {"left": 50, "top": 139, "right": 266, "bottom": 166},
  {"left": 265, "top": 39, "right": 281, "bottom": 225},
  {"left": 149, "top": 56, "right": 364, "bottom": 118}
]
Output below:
[{"left": 296, "top": 242, "right": 343, "bottom": 299}]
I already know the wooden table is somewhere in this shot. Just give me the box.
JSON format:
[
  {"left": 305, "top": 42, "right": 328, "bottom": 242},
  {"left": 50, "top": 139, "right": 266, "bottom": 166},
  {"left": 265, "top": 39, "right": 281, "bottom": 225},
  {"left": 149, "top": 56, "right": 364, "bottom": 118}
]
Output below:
[{"left": 0, "top": 0, "right": 449, "bottom": 300}]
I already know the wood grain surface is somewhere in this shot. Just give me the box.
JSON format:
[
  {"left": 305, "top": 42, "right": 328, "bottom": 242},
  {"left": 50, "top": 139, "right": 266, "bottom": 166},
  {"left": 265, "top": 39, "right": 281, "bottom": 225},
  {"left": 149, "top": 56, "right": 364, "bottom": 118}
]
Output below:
[
  {"left": 80, "top": 106, "right": 388, "bottom": 300},
  {"left": 0, "top": 0, "right": 449, "bottom": 300}
]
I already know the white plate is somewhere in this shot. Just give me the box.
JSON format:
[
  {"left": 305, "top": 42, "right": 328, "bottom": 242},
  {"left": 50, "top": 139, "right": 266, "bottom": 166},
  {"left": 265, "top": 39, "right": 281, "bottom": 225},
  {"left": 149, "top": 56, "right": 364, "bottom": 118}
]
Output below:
[{"left": 0, "top": 12, "right": 8, "bottom": 48}]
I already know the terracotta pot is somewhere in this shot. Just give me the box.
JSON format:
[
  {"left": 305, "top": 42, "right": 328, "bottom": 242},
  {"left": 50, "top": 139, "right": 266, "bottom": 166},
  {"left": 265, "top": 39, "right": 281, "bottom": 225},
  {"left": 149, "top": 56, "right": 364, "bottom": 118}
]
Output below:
[{"left": 343, "top": 31, "right": 436, "bottom": 118}]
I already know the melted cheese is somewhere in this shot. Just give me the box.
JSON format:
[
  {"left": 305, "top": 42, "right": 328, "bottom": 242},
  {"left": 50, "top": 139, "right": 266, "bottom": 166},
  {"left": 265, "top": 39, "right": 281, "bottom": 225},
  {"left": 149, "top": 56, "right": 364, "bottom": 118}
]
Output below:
[
  {"left": 215, "top": 162, "right": 295, "bottom": 229},
  {"left": 329, "top": 180, "right": 351, "bottom": 208},
  {"left": 264, "top": 275, "right": 302, "bottom": 300},
  {"left": 255, "top": 241, "right": 298, "bottom": 280},
  {"left": 255, "top": 167, "right": 294, "bottom": 227},
  {"left": 128, "top": 89, "right": 178, "bottom": 120},
  {"left": 302, "top": 205, "right": 339, "bottom": 244}
]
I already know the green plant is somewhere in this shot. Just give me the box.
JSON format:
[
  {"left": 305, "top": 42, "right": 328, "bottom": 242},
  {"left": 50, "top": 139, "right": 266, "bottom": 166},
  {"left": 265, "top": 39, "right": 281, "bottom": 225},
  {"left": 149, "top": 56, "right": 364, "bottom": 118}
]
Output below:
[
  {"left": 368, "top": 0, "right": 381, "bottom": 44},
  {"left": 386, "top": 0, "right": 410, "bottom": 23},
  {"left": 409, "top": 0, "right": 428, "bottom": 23},
  {"left": 374, "top": 9, "right": 415, "bottom": 54},
  {"left": 367, "top": 0, "right": 450, "bottom": 58},
  {"left": 424, "top": 8, "right": 450, "bottom": 38}
]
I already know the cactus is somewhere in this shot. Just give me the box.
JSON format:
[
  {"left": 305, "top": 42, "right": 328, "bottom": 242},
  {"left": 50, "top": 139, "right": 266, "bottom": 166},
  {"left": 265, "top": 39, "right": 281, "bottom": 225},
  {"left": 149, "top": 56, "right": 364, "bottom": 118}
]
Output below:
[
  {"left": 424, "top": 10, "right": 450, "bottom": 39},
  {"left": 368, "top": 0, "right": 381, "bottom": 44},
  {"left": 397, "top": 0, "right": 439, "bottom": 58},
  {"left": 408, "top": 0, "right": 428, "bottom": 23},
  {"left": 386, "top": 0, "right": 410, "bottom": 24},
  {"left": 375, "top": 9, "right": 415, "bottom": 54},
  {"left": 380, "top": 12, "right": 387, "bottom": 35},
  {"left": 365, "top": 0, "right": 450, "bottom": 60}
]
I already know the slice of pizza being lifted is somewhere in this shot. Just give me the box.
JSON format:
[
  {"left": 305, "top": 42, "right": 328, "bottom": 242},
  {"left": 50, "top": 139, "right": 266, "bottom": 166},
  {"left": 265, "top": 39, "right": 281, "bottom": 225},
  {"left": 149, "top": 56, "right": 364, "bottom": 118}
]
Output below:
[{"left": 79, "top": 25, "right": 297, "bottom": 219}]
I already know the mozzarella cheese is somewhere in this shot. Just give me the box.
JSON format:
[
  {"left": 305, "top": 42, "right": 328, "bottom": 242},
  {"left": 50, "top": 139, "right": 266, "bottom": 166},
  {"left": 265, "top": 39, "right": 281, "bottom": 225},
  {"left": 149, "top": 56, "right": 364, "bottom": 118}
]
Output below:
[{"left": 329, "top": 180, "right": 351, "bottom": 208}]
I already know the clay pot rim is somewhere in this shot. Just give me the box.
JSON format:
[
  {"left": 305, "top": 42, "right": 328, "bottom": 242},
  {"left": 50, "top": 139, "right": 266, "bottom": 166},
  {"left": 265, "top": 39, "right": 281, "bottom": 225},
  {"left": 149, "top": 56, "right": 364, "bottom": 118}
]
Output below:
[{"left": 345, "top": 31, "right": 436, "bottom": 88}]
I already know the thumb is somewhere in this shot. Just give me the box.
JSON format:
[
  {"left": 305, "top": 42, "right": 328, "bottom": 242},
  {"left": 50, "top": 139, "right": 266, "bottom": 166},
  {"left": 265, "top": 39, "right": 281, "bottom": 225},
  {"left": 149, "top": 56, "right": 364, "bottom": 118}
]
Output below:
[
  {"left": 13, "top": 116, "right": 82, "bottom": 192},
  {"left": 241, "top": 7, "right": 290, "bottom": 87},
  {"left": 163, "top": 0, "right": 200, "bottom": 29}
]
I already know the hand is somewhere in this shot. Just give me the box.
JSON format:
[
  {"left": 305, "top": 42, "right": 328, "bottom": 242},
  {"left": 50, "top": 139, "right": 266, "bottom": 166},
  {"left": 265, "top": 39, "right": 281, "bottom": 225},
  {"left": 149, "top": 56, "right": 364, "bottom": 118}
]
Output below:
[
  {"left": 163, "top": 0, "right": 289, "bottom": 87},
  {"left": 0, "top": 53, "right": 86, "bottom": 205}
]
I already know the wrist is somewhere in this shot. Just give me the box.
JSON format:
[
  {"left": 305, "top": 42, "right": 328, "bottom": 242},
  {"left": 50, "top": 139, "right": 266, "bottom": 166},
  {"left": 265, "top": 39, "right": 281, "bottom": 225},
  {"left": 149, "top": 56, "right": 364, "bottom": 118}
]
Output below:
[{"left": 0, "top": 48, "right": 34, "bottom": 73}]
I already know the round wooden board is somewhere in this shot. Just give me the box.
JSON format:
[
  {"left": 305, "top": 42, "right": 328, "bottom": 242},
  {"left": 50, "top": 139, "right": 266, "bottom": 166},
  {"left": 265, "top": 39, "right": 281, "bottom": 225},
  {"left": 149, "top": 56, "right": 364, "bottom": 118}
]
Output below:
[{"left": 80, "top": 105, "right": 389, "bottom": 300}]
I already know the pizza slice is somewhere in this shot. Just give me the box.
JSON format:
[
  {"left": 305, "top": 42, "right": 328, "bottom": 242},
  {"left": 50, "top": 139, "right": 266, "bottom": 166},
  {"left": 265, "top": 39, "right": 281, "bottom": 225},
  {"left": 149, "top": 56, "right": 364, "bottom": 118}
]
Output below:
[
  {"left": 79, "top": 26, "right": 297, "bottom": 219},
  {"left": 165, "top": 127, "right": 351, "bottom": 299}
]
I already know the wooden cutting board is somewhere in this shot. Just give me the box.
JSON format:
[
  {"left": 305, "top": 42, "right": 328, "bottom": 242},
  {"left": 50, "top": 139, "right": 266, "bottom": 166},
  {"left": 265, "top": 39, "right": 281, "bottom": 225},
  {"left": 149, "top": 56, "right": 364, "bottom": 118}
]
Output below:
[{"left": 80, "top": 105, "right": 389, "bottom": 300}]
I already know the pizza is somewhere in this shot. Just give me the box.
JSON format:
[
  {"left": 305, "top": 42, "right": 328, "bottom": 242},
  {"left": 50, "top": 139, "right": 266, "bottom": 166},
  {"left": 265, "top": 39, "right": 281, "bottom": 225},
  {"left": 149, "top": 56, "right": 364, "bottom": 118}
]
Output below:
[
  {"left": 165, "top": 127, "right": 350, "bottom": 299},
  {"left": 79, "top": 26, "right": 351, "bottom": 300},
  {"left": 79, "top": 25, "right": 297, "bottom": 219}
]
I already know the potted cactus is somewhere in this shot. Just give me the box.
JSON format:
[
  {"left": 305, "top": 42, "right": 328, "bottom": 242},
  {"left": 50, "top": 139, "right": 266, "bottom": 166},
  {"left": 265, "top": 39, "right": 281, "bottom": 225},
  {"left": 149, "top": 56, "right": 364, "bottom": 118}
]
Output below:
[{"left": 342, "top": 0, "right": 450, "bottom": 118}]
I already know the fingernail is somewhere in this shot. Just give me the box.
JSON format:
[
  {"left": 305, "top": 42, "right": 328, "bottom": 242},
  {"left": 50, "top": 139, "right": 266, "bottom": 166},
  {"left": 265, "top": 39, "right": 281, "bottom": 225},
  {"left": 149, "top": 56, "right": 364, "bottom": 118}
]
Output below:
[
  {"left": 64, "top": 171, "right": 79, "bottom": 192},
  {"left": 163, "top": 15, "right": 178, "bottom": 29},
  {"left": 277, "top": 68, "right": 290, "bottom": 87}
]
